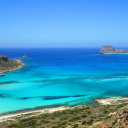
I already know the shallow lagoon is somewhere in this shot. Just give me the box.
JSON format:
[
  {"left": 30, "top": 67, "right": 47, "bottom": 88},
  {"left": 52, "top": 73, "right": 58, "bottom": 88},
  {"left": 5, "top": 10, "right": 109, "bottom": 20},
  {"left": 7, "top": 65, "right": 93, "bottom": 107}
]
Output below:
[{"left": 0, "top": 48, "right": 128, "bottom": 114}]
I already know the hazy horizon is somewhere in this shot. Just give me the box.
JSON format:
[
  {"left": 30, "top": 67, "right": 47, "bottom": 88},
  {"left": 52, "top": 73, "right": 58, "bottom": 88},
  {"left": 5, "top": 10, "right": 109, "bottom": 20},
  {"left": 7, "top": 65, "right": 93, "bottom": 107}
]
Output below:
[{"left": 1, "top": 44, "right": 128, "bottom": 49}]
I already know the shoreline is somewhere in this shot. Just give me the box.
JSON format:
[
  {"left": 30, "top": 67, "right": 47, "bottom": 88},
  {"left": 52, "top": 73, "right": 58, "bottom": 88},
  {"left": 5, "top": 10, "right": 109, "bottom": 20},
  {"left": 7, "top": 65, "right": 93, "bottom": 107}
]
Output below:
[
  {"left": 0, "top": 106, "right": 70, "bottom": 122},
  {"left": 95, "top": 97, "right": 128, "bottom": 105},
  {"left": 0, "top": 59, "right": 25, "bottom": 73},
  {"left": 0, "top": 97, "right": 128, "bottom": 123},
  {"left": 101, "top": 53, "right": 128, "bottom": 55}
]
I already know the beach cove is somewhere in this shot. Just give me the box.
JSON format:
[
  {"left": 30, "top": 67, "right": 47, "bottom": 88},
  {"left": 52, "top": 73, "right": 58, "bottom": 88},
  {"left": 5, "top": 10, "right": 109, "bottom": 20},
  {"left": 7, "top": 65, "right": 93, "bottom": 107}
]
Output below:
[
  {"left": 1, "top": 48, "right": 128, "bottom": 115},
  {"left": 0, "top": 97, "right": 128, "bottom": 123}
]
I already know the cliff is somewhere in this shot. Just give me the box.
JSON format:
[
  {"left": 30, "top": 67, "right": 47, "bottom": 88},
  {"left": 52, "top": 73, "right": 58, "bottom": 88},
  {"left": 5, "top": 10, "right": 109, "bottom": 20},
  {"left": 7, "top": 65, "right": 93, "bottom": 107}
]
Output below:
[{"left": 100, "top": 46, "right": 128, "bottom": 54}]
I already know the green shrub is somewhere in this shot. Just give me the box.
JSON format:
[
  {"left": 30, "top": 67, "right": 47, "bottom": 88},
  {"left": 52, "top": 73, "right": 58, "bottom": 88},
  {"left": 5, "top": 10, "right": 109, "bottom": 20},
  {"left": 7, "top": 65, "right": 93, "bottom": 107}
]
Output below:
[
  {"left": 86, "top": 119, "right": 93, "bottom": 125},
  {"left": 60, "top": 116, "right": 68, "bottom": 121},
  {"left": 61, "top": 110, "right": 67, "bottom": 114},
  {"left": 41, "top": 120, "right": 50, "bottom": 124},
  {"left": 20, "top": 118, "right": 31, "bottom": 122},
  {"left": 112, "top": 119, "right": 118, "bottom": 126},
  {"left": 57, "top": 121, "right": 67, "bottom": 127},
  {"left": 41, "top": 114, "right": 49, "bottom": 118},
  {"left": 50, "top": 116, "right": 55, "bottom": 120},
  {"left": 82, "top": 114, "right": 87, "bottom": 118},
  {"left": 68, "top": 110, "right": 74, "bottom": 114},
  {"left": 8, "top": 124, "right": 18, "bottom": 128},
  {"left": 52, "top": 126, "right": 58, "bottom": 128},
  {"left": 87, "top": 111, "right": 91, "bottom": 114},
  {"left": 69, "top": 116, "right": 81, "bottom": 122},
  {"left": 73, "top": 124, "right": 79, "bottom": 128},
  {"left": 103, "top": 110, "right": 108, "bottom": 114},
  {"left": 80, "top": 106, "right": 90, "bottom": 111},
  {"left": 106, "top": 105, "right": 110, "bottom": 109},
  {"left": 116, "top": 104, "right": 124, "bottom": 110},
  {"left": 82, "top": 121, "right": 86, "bottom": 125},
  {"left": 53, "top": 111, "right": 61, "bottom": 117},
  {"left": 60, "top": 122, "right": 67, "bottom": 125},
  {"left": 28, "top": 120, "right": 36, "bottom": 126}
]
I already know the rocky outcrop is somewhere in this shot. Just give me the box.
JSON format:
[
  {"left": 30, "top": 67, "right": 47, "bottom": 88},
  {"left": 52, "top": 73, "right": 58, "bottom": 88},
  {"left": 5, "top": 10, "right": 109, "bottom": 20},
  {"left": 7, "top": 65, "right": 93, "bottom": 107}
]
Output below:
[
  {"left": 100, "top": 46, "right": 128, "bottom": 54},
  {"left": 0, "top": 55, "right": 25, "bottom": 73},
  {"left": 93, "top": 105, "right": 128, "bottom": 128},
  {"left": 0, "top": 55, "right": 9, "bottom": 63}
]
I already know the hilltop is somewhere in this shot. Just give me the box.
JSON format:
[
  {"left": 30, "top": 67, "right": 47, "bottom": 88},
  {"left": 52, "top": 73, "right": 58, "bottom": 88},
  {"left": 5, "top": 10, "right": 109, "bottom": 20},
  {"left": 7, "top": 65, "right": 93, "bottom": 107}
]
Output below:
[
  {"left": 0, "top": 55, "right": 9, "bottom": 62},
  {"left": 0, "top": 54, "right": 25, "bottom": 73}
]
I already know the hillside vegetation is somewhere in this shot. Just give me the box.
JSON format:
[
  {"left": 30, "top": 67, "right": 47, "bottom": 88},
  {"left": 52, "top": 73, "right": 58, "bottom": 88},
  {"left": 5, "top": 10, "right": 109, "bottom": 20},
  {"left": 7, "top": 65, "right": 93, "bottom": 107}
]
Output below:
[{"left": 0, "top": 102, "right": 128, "bottom": 128}]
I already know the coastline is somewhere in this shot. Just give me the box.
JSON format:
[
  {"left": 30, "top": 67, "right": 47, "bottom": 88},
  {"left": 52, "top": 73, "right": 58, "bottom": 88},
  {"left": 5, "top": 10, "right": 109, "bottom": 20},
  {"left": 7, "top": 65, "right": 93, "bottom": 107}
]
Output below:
[
  {"left": 0, "top": 97, "right": 128, "bottom": 123},
  {"left": 101, "top": 53, "right": 128, "bottom": 55},
  {"left": 0, "top": 106, "right": 70, "bottom": 122},
  {"left": 95, "top": 97, "right": 128, "bottom": 105},
  {"left": 0, "top": 59, "right": 25, "bottom": 73}
]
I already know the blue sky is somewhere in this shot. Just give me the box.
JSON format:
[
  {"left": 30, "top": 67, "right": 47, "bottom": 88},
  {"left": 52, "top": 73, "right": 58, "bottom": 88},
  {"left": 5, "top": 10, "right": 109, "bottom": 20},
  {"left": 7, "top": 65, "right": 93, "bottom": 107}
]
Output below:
[{"left": 0, "top": 0, "right": 128, "bottom": 48}]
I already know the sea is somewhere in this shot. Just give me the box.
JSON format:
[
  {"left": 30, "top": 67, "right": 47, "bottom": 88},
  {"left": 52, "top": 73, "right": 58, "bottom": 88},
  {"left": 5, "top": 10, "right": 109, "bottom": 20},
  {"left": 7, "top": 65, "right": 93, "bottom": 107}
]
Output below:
[{"left": 0, "top": 48, "right": 128, "bottom": 114}]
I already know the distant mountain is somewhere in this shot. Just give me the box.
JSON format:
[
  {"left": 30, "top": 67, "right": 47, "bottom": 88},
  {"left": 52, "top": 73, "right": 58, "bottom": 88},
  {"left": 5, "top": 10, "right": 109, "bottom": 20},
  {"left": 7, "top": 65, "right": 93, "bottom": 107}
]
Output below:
[{"left": 100, "top": 46, "right": 128, "bottom": 54}]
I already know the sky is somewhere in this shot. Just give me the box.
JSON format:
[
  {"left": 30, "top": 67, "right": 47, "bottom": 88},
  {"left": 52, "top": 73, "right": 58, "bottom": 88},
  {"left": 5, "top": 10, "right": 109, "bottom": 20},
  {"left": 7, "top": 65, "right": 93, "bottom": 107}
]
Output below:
[{"left": 0, "top": 0, "right": 128, "bottom": 48}]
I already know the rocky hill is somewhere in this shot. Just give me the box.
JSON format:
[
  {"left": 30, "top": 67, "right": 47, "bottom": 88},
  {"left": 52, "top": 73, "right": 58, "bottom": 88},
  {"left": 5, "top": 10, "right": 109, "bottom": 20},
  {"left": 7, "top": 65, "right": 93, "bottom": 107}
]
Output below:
[
  {"left": 0, "top": 99, "right": 128, "bottom": 128},
  {"left": 0, "top": 54, "right": 25, "bottom": 73},
  {"left": 93, "top": 105, "right": 128, "bottom": 128},
  {"left": 0, "top": 55, "right": 9, "bottom": 63},
  {"left": 100, "top": 46, "right": 128, "bottom": 54}
]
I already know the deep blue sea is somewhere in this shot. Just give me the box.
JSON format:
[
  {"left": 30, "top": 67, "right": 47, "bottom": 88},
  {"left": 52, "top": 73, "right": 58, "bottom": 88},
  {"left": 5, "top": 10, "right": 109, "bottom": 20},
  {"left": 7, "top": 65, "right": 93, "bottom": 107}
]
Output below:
[{"left": 0, "top": 48, "right": 128, "bottom": 114}]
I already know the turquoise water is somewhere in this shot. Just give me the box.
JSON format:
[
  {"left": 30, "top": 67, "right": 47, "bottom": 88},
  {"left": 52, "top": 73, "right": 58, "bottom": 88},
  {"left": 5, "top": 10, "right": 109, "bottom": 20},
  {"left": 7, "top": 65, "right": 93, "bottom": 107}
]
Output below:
[{"left": 0, "top": 48, "right": 128, "bottom": 114}]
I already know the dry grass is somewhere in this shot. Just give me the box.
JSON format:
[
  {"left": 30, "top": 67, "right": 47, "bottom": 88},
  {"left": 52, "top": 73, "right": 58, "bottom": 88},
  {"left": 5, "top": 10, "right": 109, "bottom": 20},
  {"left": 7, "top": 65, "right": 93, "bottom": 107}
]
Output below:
[{"left": 0, "top": 102, "right": 128, "bottom": 128}]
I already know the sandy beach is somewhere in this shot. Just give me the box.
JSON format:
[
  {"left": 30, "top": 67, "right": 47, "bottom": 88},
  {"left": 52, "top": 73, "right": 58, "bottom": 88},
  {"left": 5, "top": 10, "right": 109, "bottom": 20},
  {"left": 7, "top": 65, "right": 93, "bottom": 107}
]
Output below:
[
  {"left": 0, "top": 97, "right": 128, "bottom": 123},
  {"left": 0, "top": 106, "right": 69, "bottom": 122},
  {"left": 95, "top": 97, "right": 128, "bottom": 105}
]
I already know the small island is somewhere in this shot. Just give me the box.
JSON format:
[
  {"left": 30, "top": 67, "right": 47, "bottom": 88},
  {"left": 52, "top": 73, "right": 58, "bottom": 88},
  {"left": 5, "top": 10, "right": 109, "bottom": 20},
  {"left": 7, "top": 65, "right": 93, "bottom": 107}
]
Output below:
[
  {"left": 0, "top": 55, "right": 25, "bottom": 73},
  {"left": 100, "top": 46, "right": 128, "bottom": 54}
]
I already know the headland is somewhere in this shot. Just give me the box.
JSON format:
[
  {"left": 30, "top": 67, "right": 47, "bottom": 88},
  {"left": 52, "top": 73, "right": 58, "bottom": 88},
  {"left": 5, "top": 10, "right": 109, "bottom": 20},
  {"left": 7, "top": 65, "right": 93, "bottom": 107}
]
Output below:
[
  {"left": 100, "top": 46, "right": 128, "bottom": 54},
  {"left": 0, "top": 55, "right": 25, "bottom": 73}
]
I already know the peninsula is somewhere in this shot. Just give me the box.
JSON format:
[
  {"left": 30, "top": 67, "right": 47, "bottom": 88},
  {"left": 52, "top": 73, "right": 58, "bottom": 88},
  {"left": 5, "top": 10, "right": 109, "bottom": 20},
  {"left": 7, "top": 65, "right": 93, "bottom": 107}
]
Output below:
[
  {"left": 0, "top": 55, "right": 25, "bottom": 73},
  {"left": 100, "top": 46, "right": 128, "bottom": 54}
]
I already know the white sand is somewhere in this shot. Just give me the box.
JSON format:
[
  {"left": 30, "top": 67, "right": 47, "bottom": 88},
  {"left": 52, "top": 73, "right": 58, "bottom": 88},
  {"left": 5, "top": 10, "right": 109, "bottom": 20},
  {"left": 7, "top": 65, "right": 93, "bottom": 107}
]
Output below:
[
  {"left": 95, "top": 97, "right": 128, "bottom": 105},
  {"left": 1, "top": 97, "right": 128, "bottom": 123},
  {"left": 0, "top": 106, "right": 68, "bottom": 122}
]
